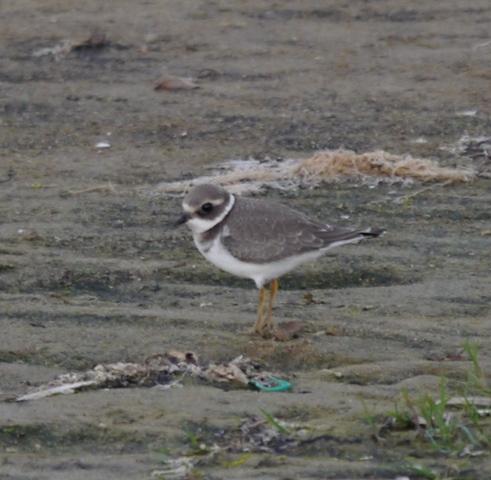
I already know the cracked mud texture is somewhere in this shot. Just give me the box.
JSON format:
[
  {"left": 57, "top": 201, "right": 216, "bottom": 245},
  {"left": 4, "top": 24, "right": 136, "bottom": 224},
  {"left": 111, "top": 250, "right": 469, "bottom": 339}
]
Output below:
[{"left": 1, "top": 1, "right": 491, "bottom": 479}]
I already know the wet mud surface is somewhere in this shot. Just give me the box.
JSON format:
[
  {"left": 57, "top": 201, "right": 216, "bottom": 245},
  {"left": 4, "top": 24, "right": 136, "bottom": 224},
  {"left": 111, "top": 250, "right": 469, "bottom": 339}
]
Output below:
[{"left": 1, "top": 1, "right": 491, "bottom": 478}]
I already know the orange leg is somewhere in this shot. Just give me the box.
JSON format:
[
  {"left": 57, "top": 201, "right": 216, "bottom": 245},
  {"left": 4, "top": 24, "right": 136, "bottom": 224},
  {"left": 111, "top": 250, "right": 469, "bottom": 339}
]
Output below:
[
  {"left": 254, "top": 286, "right": 267, "bottom": 335},
  {"left": 265, "top": 278, "right": 279, "bottom": 333},
  {"left": 254, "top": 279, "right": 279, "bottom": 338}
]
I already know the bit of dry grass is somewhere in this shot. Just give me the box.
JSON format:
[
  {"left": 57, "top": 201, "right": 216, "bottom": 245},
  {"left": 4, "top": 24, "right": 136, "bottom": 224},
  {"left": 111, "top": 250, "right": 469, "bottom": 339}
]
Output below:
[
  {"left": 153, "top": 149, "right": 475, "bottom": 195},
  {"left": 293, "top": 149, "right": 475, "bottom": 184}
]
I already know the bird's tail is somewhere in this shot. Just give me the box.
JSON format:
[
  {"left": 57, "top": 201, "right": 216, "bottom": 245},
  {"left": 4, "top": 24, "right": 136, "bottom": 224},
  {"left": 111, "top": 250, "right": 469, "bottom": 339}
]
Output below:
[
  {"left": 358, "top": 227, "right": 385, "bottom": 238},
  {"left": 319, "top": 226, "right": 384, "bottom": 250}
]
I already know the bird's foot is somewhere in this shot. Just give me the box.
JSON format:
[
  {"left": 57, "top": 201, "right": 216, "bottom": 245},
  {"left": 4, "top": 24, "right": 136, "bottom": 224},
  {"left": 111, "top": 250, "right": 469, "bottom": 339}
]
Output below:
[
  {"left": 252, "top": 326, "right": 275, "bottom": 339},
  {"left": 271, "top": 321, "right": 305, "bottom": 341},
  {"left": 251, "top": 321, "right": 305, "bottom": 341}
]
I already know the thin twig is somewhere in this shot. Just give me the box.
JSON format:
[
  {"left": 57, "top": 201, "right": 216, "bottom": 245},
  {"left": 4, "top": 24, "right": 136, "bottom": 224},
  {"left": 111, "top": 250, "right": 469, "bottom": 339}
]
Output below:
[
  {"left": 65, "top": 183, "right": 117, "bottom": 196},
  {"left": 472, "top": 39, "right": 491, "bottom": 50},
  {"left": 392, "top": 180, "right": 453, "bottom": 204}
]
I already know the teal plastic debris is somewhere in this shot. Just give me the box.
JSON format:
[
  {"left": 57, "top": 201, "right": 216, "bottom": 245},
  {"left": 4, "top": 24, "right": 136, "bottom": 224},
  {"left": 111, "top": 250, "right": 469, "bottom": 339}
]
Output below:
[{"left": 249, "top": 375, "right": 292, "bottom": 392}]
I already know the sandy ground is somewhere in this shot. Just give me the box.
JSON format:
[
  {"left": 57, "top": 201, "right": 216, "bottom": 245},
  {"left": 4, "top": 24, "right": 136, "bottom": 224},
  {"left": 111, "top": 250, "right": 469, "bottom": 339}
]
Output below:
[{"left": 1, "top": 1, "right": 491, "bottom": 479}]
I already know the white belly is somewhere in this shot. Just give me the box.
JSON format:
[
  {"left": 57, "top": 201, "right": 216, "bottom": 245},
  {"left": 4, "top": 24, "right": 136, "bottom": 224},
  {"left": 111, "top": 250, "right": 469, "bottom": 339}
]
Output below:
[{"left": 194, "top": 234, "right": 326, "bottom": 288}]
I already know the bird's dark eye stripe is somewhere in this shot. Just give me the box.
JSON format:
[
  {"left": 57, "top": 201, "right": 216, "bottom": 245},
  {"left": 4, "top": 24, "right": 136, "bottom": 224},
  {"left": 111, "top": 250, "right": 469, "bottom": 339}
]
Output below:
[{"left": 201, "top": 202, "right": 213, "bottom": 212}]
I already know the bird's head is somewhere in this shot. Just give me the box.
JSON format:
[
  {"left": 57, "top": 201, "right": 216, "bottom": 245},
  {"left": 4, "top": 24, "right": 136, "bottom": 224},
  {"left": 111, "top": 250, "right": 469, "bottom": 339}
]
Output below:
[{"left": 175, "top": 183, "right": 234, "bottom": 234}]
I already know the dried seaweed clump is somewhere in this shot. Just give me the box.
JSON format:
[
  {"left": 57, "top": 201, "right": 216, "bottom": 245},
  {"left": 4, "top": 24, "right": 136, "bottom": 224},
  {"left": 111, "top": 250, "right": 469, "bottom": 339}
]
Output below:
[
  {"left": 293, "top": 149, "right": 475, "bottom": 184},
  {"left": 150, "top": 149, "right": 475, "bottom": 196},
  {"left": 16, "top": 352, "right": 280, "bottom": 402}
]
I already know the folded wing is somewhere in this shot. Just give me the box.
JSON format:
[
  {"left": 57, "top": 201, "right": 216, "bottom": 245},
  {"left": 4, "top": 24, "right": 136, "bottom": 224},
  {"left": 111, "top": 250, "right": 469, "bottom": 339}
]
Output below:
[{"left": 222, "top": 197, "right": 382, "bottom": 264}]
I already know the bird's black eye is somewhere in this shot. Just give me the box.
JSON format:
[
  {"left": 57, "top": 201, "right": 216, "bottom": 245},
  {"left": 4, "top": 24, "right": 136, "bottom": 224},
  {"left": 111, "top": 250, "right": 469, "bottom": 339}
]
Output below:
[{"left": 201, "top": 202, "right": 213, "bottom": 213}]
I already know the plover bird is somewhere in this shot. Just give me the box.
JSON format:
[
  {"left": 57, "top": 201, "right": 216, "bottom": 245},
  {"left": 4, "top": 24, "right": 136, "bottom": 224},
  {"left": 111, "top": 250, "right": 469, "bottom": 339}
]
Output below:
[{"left": 176, "top": 184, "right": 383, "bottom": 338}]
